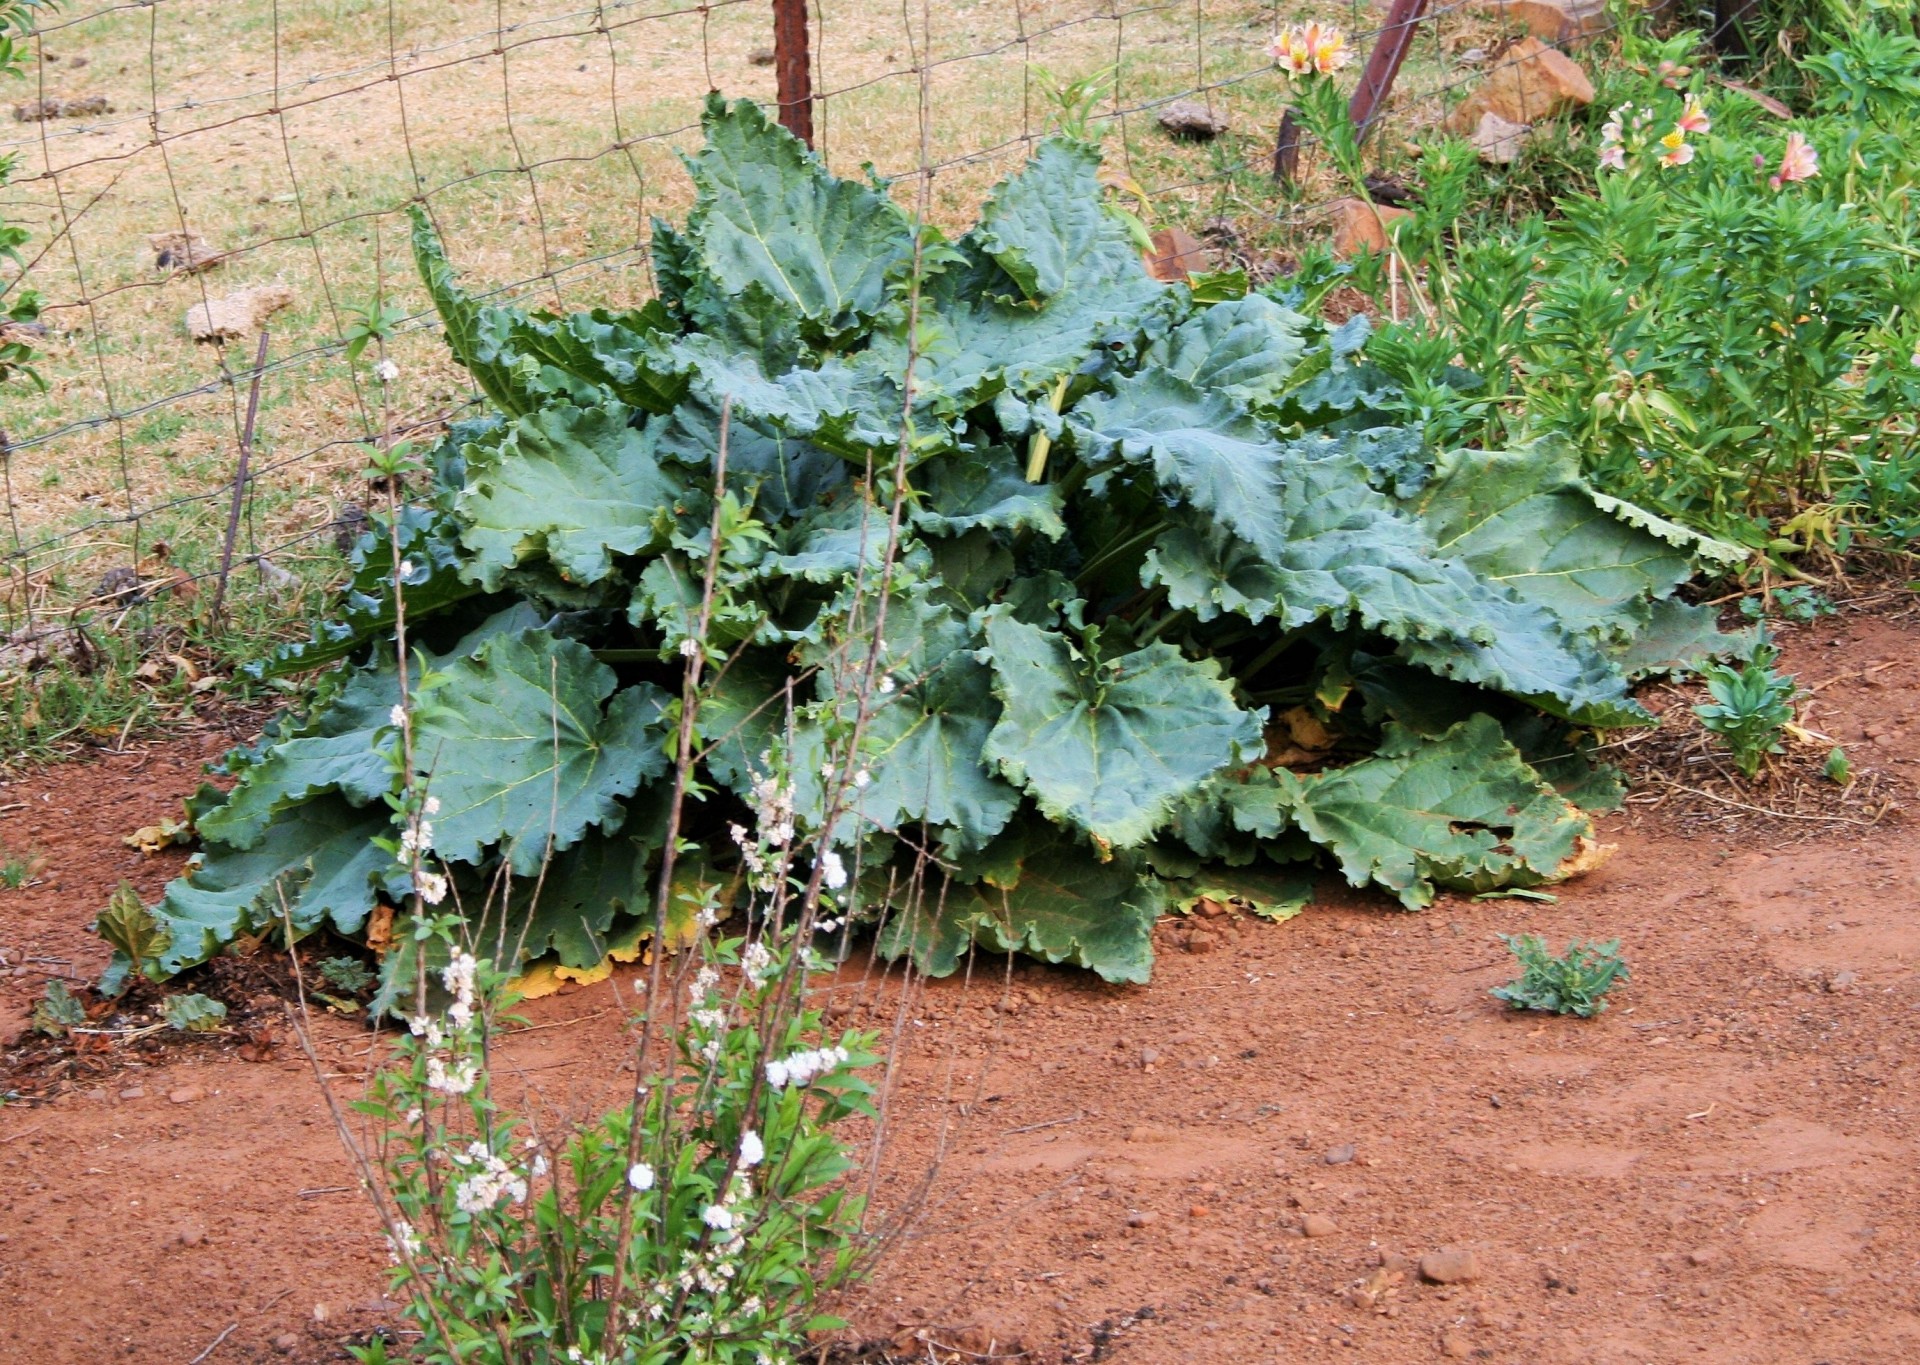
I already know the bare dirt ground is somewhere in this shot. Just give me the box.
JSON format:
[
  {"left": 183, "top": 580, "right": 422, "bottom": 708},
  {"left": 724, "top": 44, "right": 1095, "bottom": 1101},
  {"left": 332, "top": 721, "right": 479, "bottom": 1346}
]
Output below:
[{"left": 3, "top": 607, "right": 1919, "bottom": 1365}]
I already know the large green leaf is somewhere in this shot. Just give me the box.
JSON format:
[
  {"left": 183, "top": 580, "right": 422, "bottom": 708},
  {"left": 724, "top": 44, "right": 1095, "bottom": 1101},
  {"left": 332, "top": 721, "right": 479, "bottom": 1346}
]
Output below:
[
  {"left": 911, "top": 449, "right": 1065, "bottom": 540},
  {"left": 1149, "top": 293, "right": 1311, "bottom": 408},
  {"left": 152, "top": 795, "right": 397, "bottom": 978},
  {"left": 1142, "top": 437, "right": 1642, "bottom": 725},
  {"left": 410, "top": 205, "right": 536, "bottom": 417},
  {"left": 806, "top": 591, "right": 1020, "bottom": 853},
  {"left": 414, "top": 631, "right": 670, "bottom": 873},
  {"left": 982, "top": 614, "right": 1265, "bottom": 848},
  {"left": 458, "top": 402, "right": 681, "bottom": 592},
  {"left": 684, "top": 95, "right": 914, "bottom": 336},
  {"left": 890, "top": 141, "right": 1165, "bottom": 404},
  {"left": 873, "top": 826, "right": 1163, "bottom": 983},
  {"left": 485, "top": 815, "right": 662, "bottom": 968},
  {"left": 1403, "top": 441, "right": 1743, "bottom": 639},
  {"left": 1271, "top": 715, "right": 1594, "bottom": 909},
  {"left": 196, "top": 662, "right": 400, "bottom": 850},
  {"left": 1070, "top": 367, "right": 1287, "bottom": 558}
]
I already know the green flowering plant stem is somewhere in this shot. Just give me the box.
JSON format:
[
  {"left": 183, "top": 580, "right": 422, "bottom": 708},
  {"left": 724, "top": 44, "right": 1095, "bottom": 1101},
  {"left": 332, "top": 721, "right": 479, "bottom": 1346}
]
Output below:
[
  {"left": 332, "top": 908, "right": 876, "bottom": 1364},
  {"left": 0, "top": 1, "right": 52, "bottom": 392}
]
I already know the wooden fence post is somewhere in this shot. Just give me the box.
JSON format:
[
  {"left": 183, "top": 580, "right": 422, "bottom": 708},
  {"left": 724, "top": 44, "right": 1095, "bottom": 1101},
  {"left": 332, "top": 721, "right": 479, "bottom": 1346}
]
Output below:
[{"left": 771, "top": 0, "right": 815, "bottom": 147}]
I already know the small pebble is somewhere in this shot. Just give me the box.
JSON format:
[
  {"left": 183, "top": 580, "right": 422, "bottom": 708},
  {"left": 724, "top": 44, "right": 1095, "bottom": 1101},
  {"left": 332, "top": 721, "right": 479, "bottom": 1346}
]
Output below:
[
  {"left": 1126, "top": 1211, "right": 1158, "bottom": 1228},
  {"left": 1187, "top": 931, "right": 1218, "bottom": 954},
  {"left": 1686, "top": 1246, "right": 1721, "bottom": 1267},
  {"left": 1324, "top": 1143, "right": 1356, "bottom": 1166},
  {"left": 1419, "top": 1248, "right": 1481, "bottom": 1284},
  {"left": 117, "top": 1086, "right": 144, "bottom": 1100},
  {"left": 1139, "top": 1047, "right": 1160, "bottom": 1066},
  {"left": 1189, "top": 1205, "right": 1210, "bottom": 1219},
  {"left": 272, "top": 1334, "right": 299, "bottom": 1355},
  {"left": 169, "top": 1086, "right": 206, "bottom": 1105},
  {"left": 1442, "top": 1331, "right": 1472, "bottom": 1358},
  {"left": 1301, "top": 1213, "right": 1340, "bottom": 1238}
]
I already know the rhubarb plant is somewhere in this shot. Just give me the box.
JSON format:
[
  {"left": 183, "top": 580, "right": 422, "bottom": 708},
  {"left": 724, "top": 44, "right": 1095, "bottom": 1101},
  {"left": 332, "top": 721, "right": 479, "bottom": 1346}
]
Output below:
[{"left": 115, "top": 97, "right": 1742, "bottom": 1001}]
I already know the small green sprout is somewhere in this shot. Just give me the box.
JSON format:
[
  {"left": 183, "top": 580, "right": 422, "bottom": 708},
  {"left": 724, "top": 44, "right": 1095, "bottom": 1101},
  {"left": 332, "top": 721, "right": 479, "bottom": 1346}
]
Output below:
[
  {"left": 1693, "top": 643, "right": 1796, "bottom": 779},
  {"left": 1491, "top": 935, "right": 1629, "bottom": 1018},
  {"left": 160, "top": 993, "right": 229, "bottom": 1033},
  {"left": 1823, "top": 747, "right": 1851, "bottom": 785}
]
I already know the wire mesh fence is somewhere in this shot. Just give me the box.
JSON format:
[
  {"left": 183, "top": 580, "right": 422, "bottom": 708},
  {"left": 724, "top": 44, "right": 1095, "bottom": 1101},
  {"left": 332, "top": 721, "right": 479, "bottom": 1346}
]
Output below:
[{"left": 0, "top": 0, "right": 1629, "bottom": 642}]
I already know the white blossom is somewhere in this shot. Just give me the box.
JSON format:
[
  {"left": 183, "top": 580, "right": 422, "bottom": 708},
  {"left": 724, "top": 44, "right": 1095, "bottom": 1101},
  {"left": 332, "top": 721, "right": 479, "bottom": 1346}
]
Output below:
[
  {"left": 374, "top": 358, "right": 400, "bottom": 382},
  {"left": 739, "top": 1130, "right": 764, "bottom": 1167},
  {"left": 765, "top": 1045, "right": 849, "bottom": 1089},
  {"left": 451, "top": 1142, "right": 527, "bottom": 1213},
  {"left": 679, "top": 636, "right": 700, "bottom": 658},
  {"left": 819, "top": 849, "right": 847, "bottom": 890},
  {"left": 700, "top": 1204, "right": 734, "bottom": 1232},
  {"left": 627, "top": 1161, "right": 655, "bottom": 1192},
  {"left": 414, "top": 869, "right": 448, "bottom": 906},
  {"left": 741, "top": 940, "right": 776, "bottom": 985},
  {"left": 399, "top": 821, "right": 433, "bottom": 856},
  {"left": 423, "top": 796, "right": 441, "bottom": 816},
  {"left": 426, "top": 1055, "right": 477, "bottom": 1095},
  {"left": 852, "top": 769, "right": 871, "bottom": 789},
  {"left": 389, "top": 704, "right": 407, "bottom": 728}
]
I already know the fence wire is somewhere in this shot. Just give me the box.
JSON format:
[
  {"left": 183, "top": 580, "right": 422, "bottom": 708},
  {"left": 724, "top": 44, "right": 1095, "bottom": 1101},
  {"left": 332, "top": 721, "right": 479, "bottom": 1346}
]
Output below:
[{"left": 0, "top": 0, "right": 1635, "bottom": 642}]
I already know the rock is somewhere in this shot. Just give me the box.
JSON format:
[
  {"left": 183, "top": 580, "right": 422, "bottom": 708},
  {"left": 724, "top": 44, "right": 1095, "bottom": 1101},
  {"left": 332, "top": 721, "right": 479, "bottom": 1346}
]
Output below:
[
  {"left": 117, "top": 1085, "right": 145, "bottom": 1100},
  {"left": 1126, "top": 1210, "right": 1158, "bottom": 1227},
  {"left": 331, "top": 501, "right": 370, "bottom": 554},
  {"left": 748, "top": 47, "right": 776, "bottom": 66},
  {"left": 185, "top": 283, "right": 295, "bottom": 342},
  {"left": 1324, "top": 1143, "right": 1356, "bottom": 1165},
  {"left": 1139, "top": 1046, "right": 1161, "bottom": 1066},
  {"left": 1686, "top": 1246, "right": 1721, "bottom": 1267},
  {"left": 168, "top": 1085, "right": 206, "bottom": 1105},
  {"left": 1301, "top": 1213, "right": 1340, "bottom": 1238},
  {"left": 1186, "top": 930, "right": 1218, "bottom": 955},
  {"left": 272, "top": 1333, "right": 300, "bottom": 1354},
  {"left": 1327, "top": 197, "right": 1412, "bottom": 258},
  {"left": 1419, "top": 1248, "right": 1482, "bottom": 1284},
  {"left": 1469, "top": 111, "right": 1532, "bottom": 165},
  {"left": 1144, "top": 227, "right": 1214, "bottom": 284},
  {"left": 1127, "top": 1124, "right": 1176, "bottom": 1143},
  {"left": 1459, "top": 46, "right": 1488, "bottom": 65},
  {"left": 1156, "top": 99, "right": 1228, "bottom": 141},
  {"left": 1446, "top": 37, "right": 1594, "bottom": 133},
  {"left": 148, "top": 229, "right": 226, "bottom": 274},
  {"left": 1442, "top": 1330, "right": 1473, "bottom": 1358},
  {"left": 13, "top": 94, "right": 112, "bottom": 121},
  {"left": 1825, "top": 970, "right": 1858, "bottom": 992},
  {"left": 174, "top": 1226, "right": 206, "bottom": 1248},
  {"left": 1471, "top": 0, "right": 1608, "bottom": 43},
  {"left": 1189, "top": 1205, "right": 1211, "bottom": 1219},
  {"left": 91, "top": 565, "right": 146, "bottom": 605}
]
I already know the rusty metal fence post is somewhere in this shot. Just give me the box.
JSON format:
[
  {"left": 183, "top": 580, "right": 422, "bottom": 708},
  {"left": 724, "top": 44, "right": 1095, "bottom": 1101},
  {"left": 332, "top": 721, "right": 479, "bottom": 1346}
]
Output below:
[
  {"left": 1273, "top": 0, "right": 1431, "bottom": 183},
  {"left": 771, "top": 0, "right": 815, "bottom": 147}
]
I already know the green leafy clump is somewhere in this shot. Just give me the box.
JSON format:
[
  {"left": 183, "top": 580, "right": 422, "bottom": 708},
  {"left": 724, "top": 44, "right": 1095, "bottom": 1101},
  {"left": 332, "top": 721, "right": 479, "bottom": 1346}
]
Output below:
[
  {"left": 1491, "top": 934, "right": 1629, "bottom": 1018},
  {"left": 123, "top": 96, "right": 1744, "bottom": 1001},
  {"left": 30, "top": 980, "right": 87, "bottom": 1037},
  {"left": 160, "top": 993, "right": 229, "bottom": 1033},
  {"left": 1356, "top": 15, "right": 1920, "bottom": 556},
  {"left": 319, "top": 955, "right": 378, "bottom": 995},
  {"left": 1694, "top": 644, "right": 1797, "bottom": 779}
]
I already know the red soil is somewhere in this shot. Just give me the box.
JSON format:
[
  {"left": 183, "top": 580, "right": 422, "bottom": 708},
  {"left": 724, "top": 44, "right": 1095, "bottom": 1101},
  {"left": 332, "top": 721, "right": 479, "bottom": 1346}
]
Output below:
[{"left": 3, "top": 611, "right": 1918, "bottom": 1364}]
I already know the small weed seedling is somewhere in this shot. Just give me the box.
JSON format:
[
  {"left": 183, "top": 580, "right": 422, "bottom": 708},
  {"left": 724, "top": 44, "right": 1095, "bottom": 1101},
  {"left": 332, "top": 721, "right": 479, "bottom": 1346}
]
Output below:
[
  {"left": 318, "top": 956, "right": 377, "bottom": 995},
  {"left": 1492, "top": 935, "right": 1629, "bottom": 1018},
  {"left": 1694, "top": 644, "right": 1796, "bottom": 779}
]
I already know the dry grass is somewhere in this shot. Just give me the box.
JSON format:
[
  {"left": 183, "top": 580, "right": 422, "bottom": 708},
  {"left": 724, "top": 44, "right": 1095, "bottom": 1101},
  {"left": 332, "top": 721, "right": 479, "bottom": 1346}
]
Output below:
[{"left": 1, "top": 0, "right": 1503, "bottom": 621}]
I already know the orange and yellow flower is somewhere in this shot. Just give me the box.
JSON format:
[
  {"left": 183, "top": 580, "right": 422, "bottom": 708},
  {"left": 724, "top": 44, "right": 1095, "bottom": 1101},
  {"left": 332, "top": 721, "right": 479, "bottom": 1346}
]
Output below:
[
  {"left": 1270, "top": 22, "right": 1351, "bottom": 77},
  {"left": 1657, "top": 126, "right": 1695, "bottom": 167}
]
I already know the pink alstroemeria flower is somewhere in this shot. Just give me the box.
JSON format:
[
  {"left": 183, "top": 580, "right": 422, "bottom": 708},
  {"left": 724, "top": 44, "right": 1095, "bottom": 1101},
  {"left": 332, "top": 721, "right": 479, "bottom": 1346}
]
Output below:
[
  {"left": 1769, "top": 131, "right": 1818, "bottom": 190},
  {"left": 1677, "top": 95, "right": 1711, "bottom": 135},
  {"left": 1657, "top": 127, "right": 1695, "bottom": 168}
]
